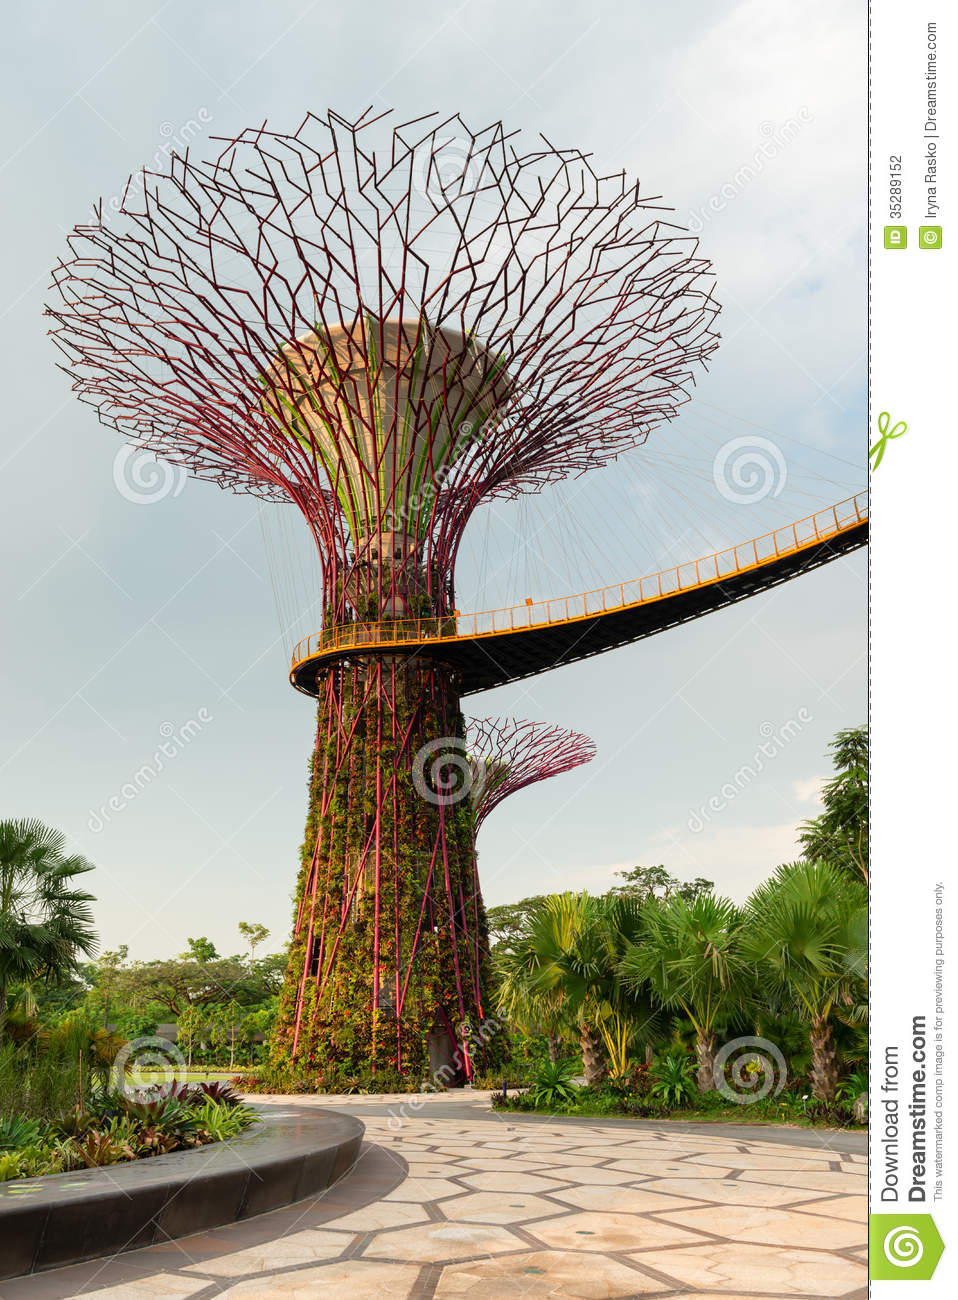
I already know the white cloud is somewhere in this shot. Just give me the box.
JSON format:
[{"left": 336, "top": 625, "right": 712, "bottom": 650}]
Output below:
[{"left": 792, "top": 776, "right": 826, "bottom": 805}]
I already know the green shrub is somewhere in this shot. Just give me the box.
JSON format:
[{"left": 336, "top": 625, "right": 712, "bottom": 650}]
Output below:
[
  {"left": 527, "top": 1061, "right": 580, "bottom": 1108},
  {"left": 648, "top": 1055, "right": 696, "bottom": 1107}
]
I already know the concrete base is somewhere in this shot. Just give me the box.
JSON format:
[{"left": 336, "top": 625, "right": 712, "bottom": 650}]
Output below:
[{"left": 0, "top": 1106, "right": 363, "bottom": 1280}]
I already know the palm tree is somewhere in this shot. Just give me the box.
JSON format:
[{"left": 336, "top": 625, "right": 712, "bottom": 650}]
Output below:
[
  {"left": 742, "top": 860, "right": 866, "bottom": 1104},
  {"left": 798, "top": 725, "right": 868, "bottom": 882},
  {"left": 620, "top": 893, "right": 751, "bottom": 1092},
  {"left": 495, "top": 892, "right": 656, "bottom": 1085},
  {"left": 0, "top": 819, "right": 99, "bottom": 1037}
]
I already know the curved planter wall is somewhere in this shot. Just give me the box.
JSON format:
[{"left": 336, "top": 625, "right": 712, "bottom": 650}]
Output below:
[{"left": 0, "top": 1106, "right": 364, "bottom": 1279}]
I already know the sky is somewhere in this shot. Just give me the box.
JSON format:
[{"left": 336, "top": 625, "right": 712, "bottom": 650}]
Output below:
[{"left": 0, "top": 0, "right": 867, "bottom": 960}]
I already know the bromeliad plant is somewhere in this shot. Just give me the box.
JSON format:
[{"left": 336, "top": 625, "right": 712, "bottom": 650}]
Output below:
[
  {"left": 0, "top": 1083, "right": 256, "bottom": 1182},
  {"left": 526, "top": 1060, "right": 580, "bottom": 1108},
  {"left": 648, "top": 1054, "right": 697, "bottom": 1106}
]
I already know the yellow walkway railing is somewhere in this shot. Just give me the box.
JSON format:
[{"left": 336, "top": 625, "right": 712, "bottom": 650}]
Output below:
[{"left": 291, "top": 491, "right": 868, "bottom": 672}]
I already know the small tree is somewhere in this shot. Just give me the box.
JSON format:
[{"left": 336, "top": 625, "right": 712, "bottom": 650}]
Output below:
[
  {"left": 496, "top": 893, "right": 656, "bottom": 1085},
  {"left": 608, "top": 865, "right": 714, "bottom": 904},
  {"left": 0, "top": 819, "right": 99, "bottom": 1039},
  {"left": 180, "top": 937, "right": 219, "bottom": 963},
  {"left": 237, "top": 922, "right": 270, "bottom": 967},
  {"left": 798, "top": 725, "right": 868, "bottom": 882},
  {"left": 620, "top": 894, "right": 750, "bottom": 1092},
  {"left": 208, "top": 1001, "right": 241, "bottom": 1068},
  {"left": 176, "top": 1004, "right": 202, "bottom": 1069},
  {"left": 97, "top": 945, "right": 129, "bottom": 1028},
  {"left": 743, "top": 860, "right": 866, "bottom": 1103}
]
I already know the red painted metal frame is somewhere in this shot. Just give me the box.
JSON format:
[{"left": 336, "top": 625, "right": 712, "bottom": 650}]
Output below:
[
  {"left": 47, "top": 107, "right": 719, "bottom": 628},
  {"left": 467, "top": 718, "right": 596, "bottom": 831},
  {"left": 47, "top": 109, "right": 719, "bottom": 1075}
]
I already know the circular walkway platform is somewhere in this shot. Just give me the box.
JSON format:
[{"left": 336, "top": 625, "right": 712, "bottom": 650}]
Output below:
[
  {"left": 0, "top": 1105, "right": 363, "bottom": 1282},
  {"left": 2, "top": 1095, "right": 866, "bottom": 1298}
]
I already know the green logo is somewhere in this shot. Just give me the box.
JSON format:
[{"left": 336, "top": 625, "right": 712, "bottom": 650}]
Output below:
[
  {"left": 869, "top": 1214, "right": 944, "bottom": 1280},
  {"left": 884, "top": 225, "right": 907, "bottom": 249},
  {"left": 870, "top": 411, "right": 907, "bottom": 470},
  {"left": 919, "top": 225, "right": 942, "bottom": 249}
]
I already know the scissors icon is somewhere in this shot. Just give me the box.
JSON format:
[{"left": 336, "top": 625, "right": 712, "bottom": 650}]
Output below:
[{"left": 870, "top": 412, "right": 907, "bottom": 470}]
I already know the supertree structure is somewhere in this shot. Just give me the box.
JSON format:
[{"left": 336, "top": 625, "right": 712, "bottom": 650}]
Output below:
[
  {"left": 465, "top": 719, "right": 597, "bottom": 833},
  {"left": 48, "top": 108, "right": 719, "bottom": 1080}
]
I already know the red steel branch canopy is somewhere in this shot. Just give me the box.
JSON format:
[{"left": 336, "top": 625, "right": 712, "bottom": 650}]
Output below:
[{"left": 48, "top": 109, "right": 719, "bottom": 1081}]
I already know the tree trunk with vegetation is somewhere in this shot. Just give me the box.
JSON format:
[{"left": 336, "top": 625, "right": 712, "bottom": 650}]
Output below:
[
  {"left": 695, "top": 1030, "right": 717, "bottom": 1093},
  {"left": 809, "top": 1014, "right": 839, "bottom": 1103},
  {"left": 271, "top": 659, "right": 502, "bottom": 1081},
  {"left": 579, "top": 1022, "right": 606, "bottom": 1086},
  {"left": 547, "top": 1033, "right": 561, "bottom": 1064}
]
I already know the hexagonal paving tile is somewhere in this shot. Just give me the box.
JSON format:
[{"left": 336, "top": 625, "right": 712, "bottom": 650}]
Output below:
[
  {"left": 536, "top": 1165, "right": 637, "bottom": 1185},
  {"left": 402, "top": 1160, "right": 462, "bottom": 1177},
  {"left": 686, "top": 1151, "right": 837, "bottom": 1170},
  {"left": 439, "top": 1190, "right": 566, "bottom": 1224},
  {"left": 550, "top": 1184, "right": 706, "bottom": 1213},
  {"left": 226, "top": 1259, "right": 423, "bottom": 1297},
  {"left": 81, "top": 1278, "right": 210, "bottom": 1298},
  {"left": 635, "top": 1242, "right": 864, "bottom": 1295},
  {"left": 362, "top": 1221, "right": 523, "bottom": 1263},
  {"left": 383, "top": 1177, "right": 465, "bottom": 1202},
  {"left": 524, "top": 1210, "right": 707, "bottom": 1252},
  {"left": 459, "top": 1170, "right": 569, "bottom": 1193},
  {"left": 801, "top": 1193, "right": 867, "bottom": 1221},
  {"left": 600, "top": 1159, "right": 715, "bottom": 1177},
  {"left": 182, "top": 1229, "right": 346, "bottom": 1277},
  {"left": 639, "top": 1176, "right": 832, "bottom": 1208},
  {"left": 310, "top": 1200, "right": 431, "bottom": 1232},
  {"left": 459, "top": 1157, "right": 553, "bottom": 1172},
  {"left": 738, "top": 1168, "right": 865, "bottom": 1194},
  {"left": 656, "top": 1203, "right": 865, "bottom": 1250},
  {"left": 434, "top": 1249, "right": 666, "bottom": 1296}
]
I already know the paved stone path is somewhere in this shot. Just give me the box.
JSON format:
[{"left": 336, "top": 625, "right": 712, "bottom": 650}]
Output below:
[{"left": 5, "top": 1095, "right": 867, "bottom": 1299}]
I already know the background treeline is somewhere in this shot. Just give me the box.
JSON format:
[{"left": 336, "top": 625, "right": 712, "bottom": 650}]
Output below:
[{"left": 481, "top": 725, "right": 867, "bottom": 1117}]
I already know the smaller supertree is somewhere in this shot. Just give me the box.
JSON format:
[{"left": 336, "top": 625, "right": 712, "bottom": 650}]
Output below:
[{"left": 465, "top": 718, "right": 596, "bottom": 831}]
